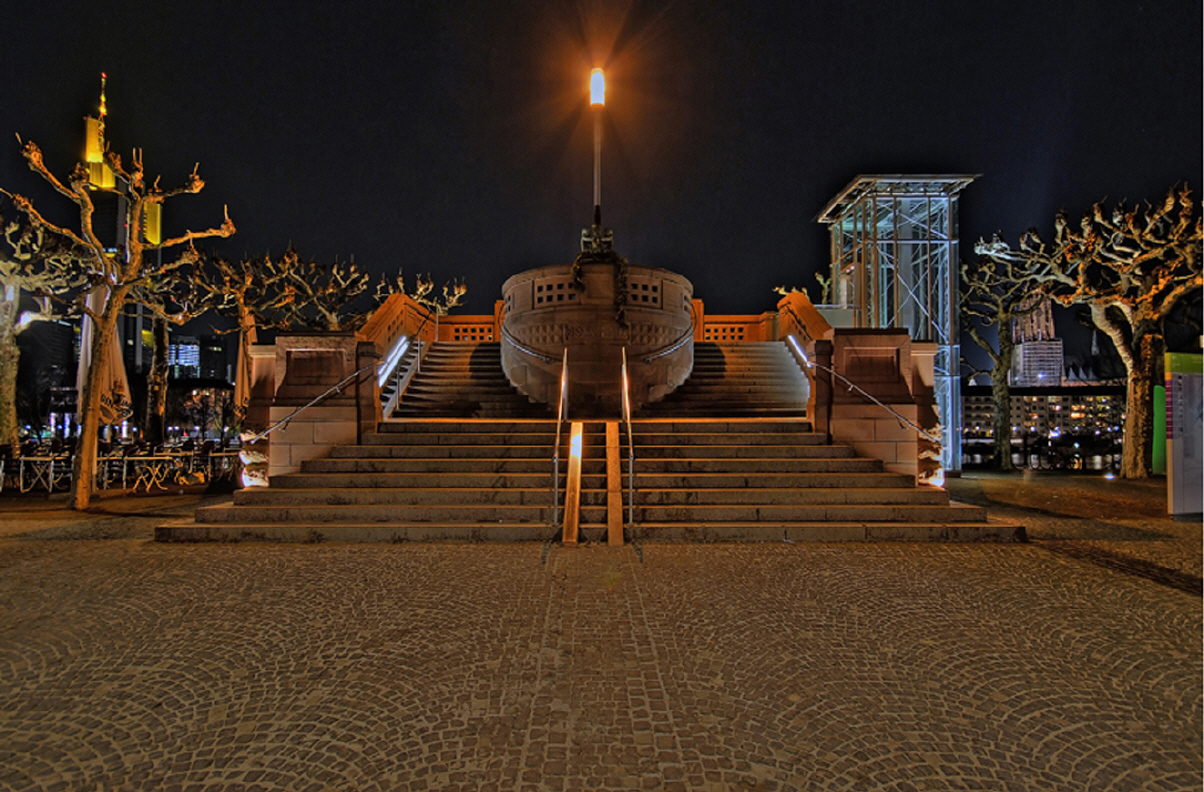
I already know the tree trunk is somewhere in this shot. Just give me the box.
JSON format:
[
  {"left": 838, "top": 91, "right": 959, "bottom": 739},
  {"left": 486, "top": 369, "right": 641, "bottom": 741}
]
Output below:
[
  {"left": 1120, "top": 332, "right": 1162, "bottom": 479},
  {"left": 71, "top": 287, "right": 129, "bottom": 510},
  {"left": 0, "top": 317, "right": 19, "bottom": 461},
  {"left": 990, "top": 323, "right": 1016, "bottom": 472},
  {"left": 145, "top": 315, "right": 169, "bottom": 448}
]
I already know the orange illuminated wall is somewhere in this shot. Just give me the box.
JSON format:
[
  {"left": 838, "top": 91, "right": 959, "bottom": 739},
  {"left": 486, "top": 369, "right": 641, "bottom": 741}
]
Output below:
[{"left": 430, "top": 299, "right": 788, "bottom": 344}]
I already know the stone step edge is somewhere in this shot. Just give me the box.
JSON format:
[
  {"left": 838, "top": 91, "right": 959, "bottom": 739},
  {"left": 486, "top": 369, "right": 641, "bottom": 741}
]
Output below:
[{"left": 156, "top": 519, "right": 1025, "bottom": 543}]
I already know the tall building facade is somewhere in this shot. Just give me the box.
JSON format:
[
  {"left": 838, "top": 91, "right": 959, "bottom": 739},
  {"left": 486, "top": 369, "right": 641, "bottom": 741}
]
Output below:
[{"left": 1009, "top": 297, "right": 1064, "bottom": 386}]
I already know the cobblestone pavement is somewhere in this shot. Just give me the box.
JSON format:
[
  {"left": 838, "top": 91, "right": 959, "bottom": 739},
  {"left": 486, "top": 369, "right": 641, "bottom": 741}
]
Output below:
[{"left": 0, "top": 485, "right": 1200, "bottom": 791}]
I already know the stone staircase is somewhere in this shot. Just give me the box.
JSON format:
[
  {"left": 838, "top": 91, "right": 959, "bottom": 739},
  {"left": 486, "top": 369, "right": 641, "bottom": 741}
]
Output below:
[
  {"left": 390, "top": 342, "right": 553, "bottom": 419},
  {"left": 635, "top": 341, "right": 808, "bottom": 418},
  {"left": 625, "top": 419, "right": 999, "bottom": 541},
  {"left": 157, "top": 340, "right": 1021, "bottom": 543}
]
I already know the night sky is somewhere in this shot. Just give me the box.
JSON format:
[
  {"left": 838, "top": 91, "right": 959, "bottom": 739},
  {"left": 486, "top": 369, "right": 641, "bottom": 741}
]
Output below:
[{"left": 3, "top": 1, "right": 1201, "bottom": 353}]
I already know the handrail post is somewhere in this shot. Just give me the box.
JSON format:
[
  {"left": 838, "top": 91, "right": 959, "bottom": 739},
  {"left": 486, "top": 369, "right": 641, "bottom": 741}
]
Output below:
[
  {"left": 621, "top": 347, "right": 636, "bottom": 541},
  {"left": 552, "top": 348, "right": 568, "bottom": 532}
]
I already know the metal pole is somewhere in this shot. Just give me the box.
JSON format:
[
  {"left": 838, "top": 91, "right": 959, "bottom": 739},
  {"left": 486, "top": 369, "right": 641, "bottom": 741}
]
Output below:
[{"left": 593, "top": 109, "right": 601, "bottom": 209}]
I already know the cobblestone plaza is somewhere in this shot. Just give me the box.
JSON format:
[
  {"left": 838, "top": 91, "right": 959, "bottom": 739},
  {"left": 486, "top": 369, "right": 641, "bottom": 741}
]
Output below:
[{"left": 0, "top": 477, "right": 1199, "bottom": 791}]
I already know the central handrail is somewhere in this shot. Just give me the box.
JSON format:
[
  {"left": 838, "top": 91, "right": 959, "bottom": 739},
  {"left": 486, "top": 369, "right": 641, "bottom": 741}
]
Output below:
[
  {"left": 620, "top": 347, "right": 638, "bottom": 548},
  {"left": 642, "top": 302, "right": 698, "bottom": 363},
  {"left": 501, "top": 324, "right": 557, "bottom": 363},
  {"left": 551, "top": 348, "right": 569, "bottom": 530}
]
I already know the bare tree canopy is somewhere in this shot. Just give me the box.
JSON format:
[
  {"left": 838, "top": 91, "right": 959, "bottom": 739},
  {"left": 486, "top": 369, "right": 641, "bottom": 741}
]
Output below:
[
  {"left": 961, "top": 243, "right": 1055, "bottom": 471},
  {"left": 977, "top": 185, "right": 1202, "bottom": 478},
  {"left": 9, "top": 134, "right": 234, "bottom": 508}
]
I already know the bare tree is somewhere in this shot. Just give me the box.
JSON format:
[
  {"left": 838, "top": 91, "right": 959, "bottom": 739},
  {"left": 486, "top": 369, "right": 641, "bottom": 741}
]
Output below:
[
  {"left": 194, "top": 252, "right": 291, "bottom": 427},
  {"left": 10, "top": 139, "right": 234, "bottom": 508},
  {"left": 375, "top": 269, "right": 467, "bottom": 316},
  {"left": 0, "top": 208, "right": 85, "bottom": 458},
  {"left": 962, "top": 241, "right": 1053, "bottom": 471},
  {"left": 273, "top": 249, "right": 372, "bottom": 331},
  {"left": 134, "top": 263, "right": 210, "bottom": 448},
  {"left": 985, "top": 186, "right": 1202, "bottom": 478}
]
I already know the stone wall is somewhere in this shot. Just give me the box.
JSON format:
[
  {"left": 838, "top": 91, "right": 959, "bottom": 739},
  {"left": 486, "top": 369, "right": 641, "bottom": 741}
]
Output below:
[{"left": 812, "top": 329, "right": 938, "bottom": 482}]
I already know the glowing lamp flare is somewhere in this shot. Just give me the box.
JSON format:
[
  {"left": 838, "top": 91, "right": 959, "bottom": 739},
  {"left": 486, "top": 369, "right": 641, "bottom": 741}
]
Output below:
[{"left": 590, "top": 68, "right": 605, "bottom": 105}]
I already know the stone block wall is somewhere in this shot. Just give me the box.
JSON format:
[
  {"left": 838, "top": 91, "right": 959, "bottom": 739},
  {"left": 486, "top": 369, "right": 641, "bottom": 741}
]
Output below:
[{"left": 814, "top": 329, "right": 936, "bottom": 482}]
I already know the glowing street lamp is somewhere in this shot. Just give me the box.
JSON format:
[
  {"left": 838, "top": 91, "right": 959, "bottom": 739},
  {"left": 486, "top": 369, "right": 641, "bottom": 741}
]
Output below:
[{"left": 590, "top": 68, "right": 604, "bottom": 212}]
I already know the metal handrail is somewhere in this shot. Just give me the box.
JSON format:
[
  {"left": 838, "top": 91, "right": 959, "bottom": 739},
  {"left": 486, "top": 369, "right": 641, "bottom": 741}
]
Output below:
[
  {"left": 244, "top": 362, "right": 376, "bottom": 445},
  {"left": 379, "top": 306, "right": 442, "bottom": 417},
  {"left": 779, "top": 304, "right": 816, "bottom": 347},
  {"left": 621, "top": 347, "right": 638, "bottom": 548},
  {"left": 642, "top": 303, "right": 698, "bottom": 363},
  {"left": 501, "top": 324, "right": 557, "bottom": 363},
  {"left": 551, "top": 348, "right": 569, "bottom": 530},
  {"left": 785, "top": 334, "right": 940, "bottom": 444}
]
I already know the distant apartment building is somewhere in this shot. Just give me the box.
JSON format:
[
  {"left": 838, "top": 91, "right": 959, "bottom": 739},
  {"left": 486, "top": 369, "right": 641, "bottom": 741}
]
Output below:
[
  {"left": 964, "top": 385, "right": 1125, "bottom": 437},
  {"left": 963, "top": 384, "right": 1125, "bottom": 466}
]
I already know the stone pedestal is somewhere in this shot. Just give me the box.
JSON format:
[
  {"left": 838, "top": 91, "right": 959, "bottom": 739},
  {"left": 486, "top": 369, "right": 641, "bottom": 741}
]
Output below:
[
  {"left": 501, "top": 263, "right": 694, "bottom": 416},
  {"left": 266, "top": 333, "right": 363, "bottom": 479},
  {"left": 821, "top": 329, "right": 923, "bottom": 482}
]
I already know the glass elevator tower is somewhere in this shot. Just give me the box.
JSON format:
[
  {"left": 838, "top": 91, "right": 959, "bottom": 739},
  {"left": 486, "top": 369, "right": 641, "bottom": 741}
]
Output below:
[{"left": 817, "top": 174, "right": 977, "bottom": 473}]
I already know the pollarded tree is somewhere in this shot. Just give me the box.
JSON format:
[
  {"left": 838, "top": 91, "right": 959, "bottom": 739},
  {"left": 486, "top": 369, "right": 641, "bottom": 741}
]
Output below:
[
  {"left": 0, "top": 207, "right": 86, "bottom": 458},
  {"left": 964, "top": 239, "right": 1055, "bottom": 471},
  {"left": 195, "top": 252, "right": 292, "bottom": 426},
  {"left": 988, "top": 185, "right": 1202, "bottom": 478},
  {"left": 273, "top": 249, "right": 372, "bottom": 331},
  {"left": 11, "top": 140, "right": 234, "bottom": 508},
  {"left": 375, "top": 269, "right": 467, "bottom": 316},
  {"left": 131, "top": 257, "right": 214, "bottom": 448}
]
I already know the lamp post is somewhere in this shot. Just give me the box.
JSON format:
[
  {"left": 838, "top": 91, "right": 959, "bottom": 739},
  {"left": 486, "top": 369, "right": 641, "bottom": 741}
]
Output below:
[{"left": 590, "top": 68, "right": 605, "bottom": 220}]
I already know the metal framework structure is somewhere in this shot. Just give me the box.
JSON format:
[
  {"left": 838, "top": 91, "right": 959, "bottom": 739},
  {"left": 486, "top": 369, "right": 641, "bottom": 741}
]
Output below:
[{"left": 817, "top": 175, "right": 977, "bottom": 473}]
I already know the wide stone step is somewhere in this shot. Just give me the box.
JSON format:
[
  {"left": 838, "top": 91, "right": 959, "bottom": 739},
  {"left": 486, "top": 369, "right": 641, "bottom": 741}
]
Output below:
[
  {"left": 632, "top": 445, "right": 854, "bottom": 459},
  {"left": 303, "top": 458, "right": 562, "bottom": 473},
  {"left": 407, "top": 378, "right": 515, "bottom": 388},
  {"left": 630, "top": 503, "right": 985, "bottom": 523},
  {"left": 333, "top": 444, "right": 558, "bottom": 459},
  {"left": 374, "top": 420, "right": 555, "bottom": 432},
  {"left": 637, "top": 406, "right": 807, "bottom": 416},
  {"left": 233, "top": 486, "right": 564, "bottom": 506},
  {"left": 273, "top": 472, "right": 570, "bottom": 488},
  {"left": 631, "top": 419, "right": 812, "bottom": 432},
  {"left": 334, "top": 442, "right": 558, "bottom": 457},
  {"left": 633, "top": 432, "right": 824, "bottom": 446},
  {"left": 634, "top": 487, "right": 949, "bottom": 506},
  {"left": 157, "top": 518, "right": 1020, "bottom": 543},
  {"left": 195, "top": 503, "right": 608, "bottom": 524},
  {"left": 401, "top": 391, "right": 536, "bottom": 402},
  {"left": 393, "top": 408, "right": 553, "bottom": 419},
  {"left": 631, "top": 472, "right": 909, "bottom": 488},
  {"left": 157, "top": 521, "right": 567, "bottom": 543},
  {"left": 633, "top": 458, "right": 881, "bottom": 473},
  {"left": 629, "top": 520, "right": 1022, "bottom": 543},
  {"left": 363, "top": 432, "right": 557, "bottom": 446}
]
